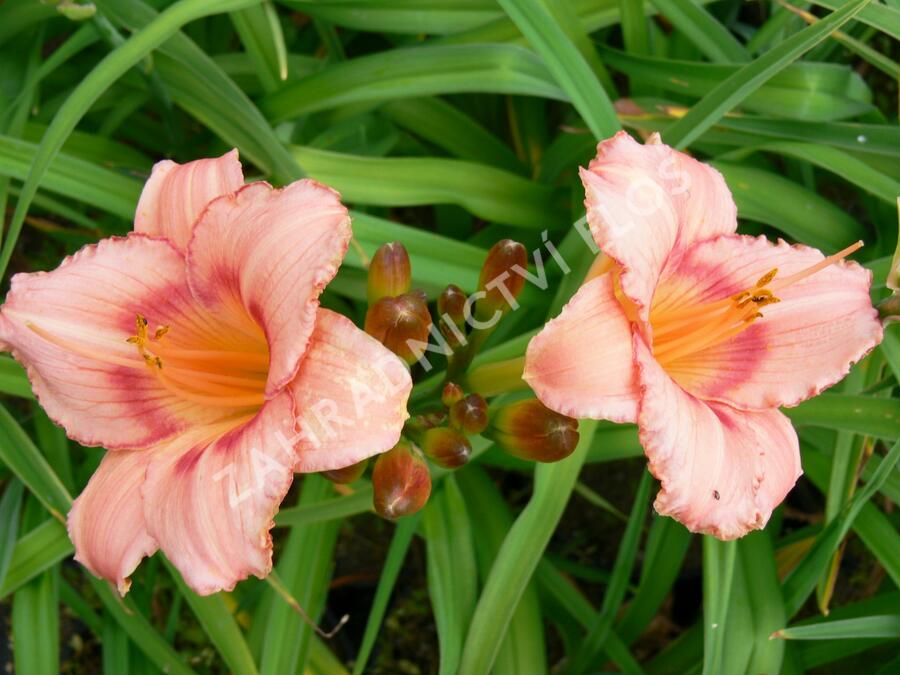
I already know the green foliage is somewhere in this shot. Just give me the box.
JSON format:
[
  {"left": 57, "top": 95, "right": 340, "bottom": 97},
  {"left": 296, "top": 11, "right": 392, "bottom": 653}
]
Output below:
[{"left": 0, "top": 0, "right": 897, "bottom": 672}]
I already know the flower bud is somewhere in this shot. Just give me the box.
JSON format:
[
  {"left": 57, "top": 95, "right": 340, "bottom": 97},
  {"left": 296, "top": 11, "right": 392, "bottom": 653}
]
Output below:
[
  {"left": 367, "top": 242, "right": 411, "bottom": 304},
  {"left": 485, "top": 399, "right": 579, "bottom": 463},
  {"left": 441, "top": 382, "right": 464, "bottom": 408},
  {"left": 364, "top": 292, "right": 432, "bottom": 365},
  {"left": 372, "top": 441, "right": 432, "bottom": 519},
  {"left": 477, "top": 240, "right": 527, "bottom": 320},
  {"left": 421, "top": 427, "right": 472, "bottom": 469},
  {"left": 449, "top": 393, "right": 488, "bottom": 435},
  {"left": 322, "top": 459, "right": 368, "bottom": 484},
  {"left": 438, "top": 284, "right": 467, "bottom": 344}
]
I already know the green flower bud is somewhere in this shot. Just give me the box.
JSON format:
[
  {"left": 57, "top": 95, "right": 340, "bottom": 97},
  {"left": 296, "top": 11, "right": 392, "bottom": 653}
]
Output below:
[
  {"left": 449, "top": 393, "right": 488, "bottom": 435},
  {"left": 438, "top": 284, "right": 468, "bottom": 345},
  {"left": 441, "top": 382, "right": 465, "bottom": 408},
  {"left": 364, "top": 292, "right": 432, "bottom": 365},
  {"left": 485, "top": 399, "right": 579, "bottom": 463},
  {"left": 367, "top": 242, "right": 412, "bottom": 303},
  {"left": 372, "top": 441, "right": 432, "bottom": 519},
  {"left": 476, "top": 240, "right": 527, "bottom": 321},
  {"left": 421, "top": 427, "right": 472, "bottom": 469}
]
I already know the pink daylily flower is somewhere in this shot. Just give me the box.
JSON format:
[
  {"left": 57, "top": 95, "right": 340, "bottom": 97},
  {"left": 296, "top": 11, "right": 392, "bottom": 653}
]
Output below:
[
  {"left": 524, "top": 132, "right": 883, "bottom": 539},
  {"left": 0, "top": 151, "right": 412, "bottom": 594}
]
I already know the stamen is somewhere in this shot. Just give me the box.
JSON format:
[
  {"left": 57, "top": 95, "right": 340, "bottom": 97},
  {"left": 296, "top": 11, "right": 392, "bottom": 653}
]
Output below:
[
  {"left": 651, "top": 241, "right": 864, "bottom": 367},
  {"left": 126, "top": 313, "right": 269, "bottom": 410},
  {"left": 769, "top": 240, "right": 863, "bottom": 291}
]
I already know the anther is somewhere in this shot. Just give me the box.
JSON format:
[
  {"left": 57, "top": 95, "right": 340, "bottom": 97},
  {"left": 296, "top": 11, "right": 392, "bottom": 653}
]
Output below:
[{"left": 755, "top": 268, "right": 778, "bottom": 288}]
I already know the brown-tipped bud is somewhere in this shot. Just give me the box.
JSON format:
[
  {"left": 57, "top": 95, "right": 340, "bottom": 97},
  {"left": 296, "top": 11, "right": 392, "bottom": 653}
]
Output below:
[
  {"left": 322, "top": 459, "right": 368, "bottom": 484},
  {"left": 442, "top": 382, "right": 465, "bottom": 408},
  {"left": 367, "top": 242, "right": 411, "bottom": 304},
  {"left": 437, "top": 284, "right": 467, "bottom": 344},
  {"left": 449, "top": 393, "right": 488, "bottom": 436},
  {"left": 421, "top": 427, "right": 472, "bottom": 469},
  {"left": 372, "top": 441, "right": 432, "bottom": 519},
  {"left": 364, "top": 292, "right": 432, "bottom": 365},
  {"left": 477, "top": 240, "right": 527, "bottom": 320},
  {"left": 485, "top": 399, "right": 579, "bottom": 463}
]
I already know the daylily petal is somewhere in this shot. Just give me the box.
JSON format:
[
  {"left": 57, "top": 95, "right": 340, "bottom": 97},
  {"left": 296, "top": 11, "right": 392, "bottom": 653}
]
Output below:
[
  {"left": 654, "top": 235, "right": 882, "bottom": 410},
  {"left": 524, "top": 274, "right": 639, "bottom": 423},
  {"left": 187, "top": 181, "right": 351, "bottom": 398},
  {"left": 634, "top": 337, "right": 801, "bottom": 539},
  {"left": 141, "top": 393, "right": 296, "bottom": 595},
  {"left": 134, "top": 150, "right": 243, "bottom": 252},
  {"left": 580, "top": 131, "right": 736, "bottom": 319},
  {"left": 0, "top": 235, "right": 211, "bottom": 449},
  {"left": 67, "top": 449, "right": 158, "bottom": 595},
  {"left": 292, "top": 309, "right": 412, "bottom": 472}
]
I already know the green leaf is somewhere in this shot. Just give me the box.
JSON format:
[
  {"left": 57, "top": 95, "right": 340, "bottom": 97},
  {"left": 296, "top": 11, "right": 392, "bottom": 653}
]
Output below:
[
  {"left": 600, "top": 48, "right": 872, "bottom": 122},
  {"left": 279, "top": 0, "right": 502, "bottom": 34},
  {"left": 664, "top": 0, "right": 874, "bottom": 149},
  {"left": 424, "top": 475, "right": 478, "bottom": 675},
  {"left": 773, "top": 615, "right": 900, "bottom": 640},
  {"left": 0, "top": 519, "right": 72, "bottom": 600},
  {"left": 701, "top": 538, "right": 738, "bottom": 675},
  {"left": 457, "top": 466, "right": 547, "bottom": 675},
  {"left": 90, "top": 577, "right": 196, "bottom": 675},
  {"left": 786, "top": 394, "right": 900, "bottom": 439},
  {"left": 496, "top": 0, "right": 619, "bottom": 139},
  {"left": 0, "top": 403, "right": 72, "bottom": 519},
  {"left": 13, "top": 567, "right": 59, "bottom": 675},
  {"left": 352, "top": 513, "right": 422, "bottom": 675},
  {"left": 648, "top": 0, "right": 750, "bottom": 63},
  {"left": 168, "top": 560, "right": 259, "bottom": 675},
  {"left": 230, "top": 1, "right": 288, "bottom": 93},
  {"left": 565, "top": 471, "right": 653, "bottom": 673},
  {"left": 0, "top": 356, "right": 31, "bottom": 399},
  {"left": 0, "top": 479, "right": 24, "bottom": 590},
  {"left": 782, "top": 437, "right": 900, "bottom": 616},
  {"left": 459, "top": 421, "right": 595, "bottom": 674},
  {"left": 99, "top": 0, "right": 303, "bottom": 182},
  {"left": 261, "top": 44, "right": 566, "bottom": 122},
  {"left": 713, "top": 162, "right": 866, "bottom": 249},
  {"left": 290, "top": 145, "right": 562, "bottom": 229}
]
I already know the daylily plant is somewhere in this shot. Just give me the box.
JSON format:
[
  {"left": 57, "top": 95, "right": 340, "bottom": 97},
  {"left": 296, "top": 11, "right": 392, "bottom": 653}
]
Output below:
[
  {"left": 525, "top": 131, "right": 883, "bottom": 539},
  {"left": 0, "top": 152, "right": 412, "bottom": 595}
]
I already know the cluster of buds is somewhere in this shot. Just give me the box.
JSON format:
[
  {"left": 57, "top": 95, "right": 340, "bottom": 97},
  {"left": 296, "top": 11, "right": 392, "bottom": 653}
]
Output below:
[{"left": 343, "top": 240, "right": 579, "bottom": 520}]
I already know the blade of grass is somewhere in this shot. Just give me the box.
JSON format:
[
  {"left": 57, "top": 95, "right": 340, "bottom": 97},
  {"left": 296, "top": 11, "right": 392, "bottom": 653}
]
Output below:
[
  {"left": 564, "top": 470, "right": 653, "bottom": 673},
  {"left": 773, "top": 615, "right": 900, "bottom": 640},
  {"left": 785, "top": 394, "right": 900, "bottom": 439},
  {"left": 352, "top": 513, "right": 422, "bottom": 675},
  {"left": 648, "top": 0, "right": 749, "bottom": 62},
  {"left": 0, "top": 403, "right": 72, "bottom": 520},
  {"left": 0, "top": 479, "right": 24, "bottom": 590},
  {"left": 0, "top": 519, "right": 72, "bottom": 599},
  {"left": 230, "top": 1, "right": 287, "bottom": 92},
  {"left": 782, "top": 437, "right": 900, "bottom": 616},
  {"left": 424, "top": 475, "right": 477, "bottom": 675},
  {"left": 458, "top": 420, "right": 595, "bottom": 674},
  {"left": 457, "top": 466, "right": 547, "bottom": 675},
  {"left": 497, "top": 0, "right": 619, "bottom": 139},
  {"left": 701, "top": 538, "right": 738, "bottom": 675},
  {"left": 167, "top": 559, "right": 259, "bottom": 675}
]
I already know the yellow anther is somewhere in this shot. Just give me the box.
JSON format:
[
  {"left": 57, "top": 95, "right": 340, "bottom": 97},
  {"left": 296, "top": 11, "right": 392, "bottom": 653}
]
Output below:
[
  {"left": 755, "top": 268, "right": 778, "bottom": 288},
  {"left": 154, "top": 325, "right": 170, "bottom": 340}
]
